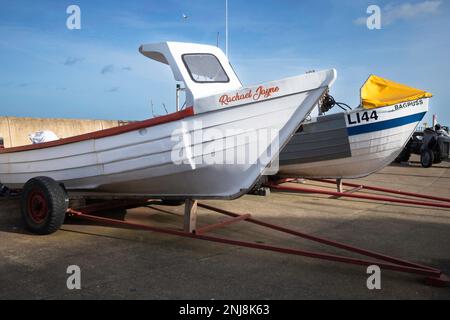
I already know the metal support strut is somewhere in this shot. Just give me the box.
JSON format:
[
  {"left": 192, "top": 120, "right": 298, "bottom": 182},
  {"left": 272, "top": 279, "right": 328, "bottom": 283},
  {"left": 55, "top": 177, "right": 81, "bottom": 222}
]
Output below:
[
  {"left": 66, "top": 199, "right": 450, "bottom": 288},
  {"left": 268, "top": 179, "right": 450, "bottom": 209},
  {"left": 316, "top": 179, "right": 450, "bottom": 203}
]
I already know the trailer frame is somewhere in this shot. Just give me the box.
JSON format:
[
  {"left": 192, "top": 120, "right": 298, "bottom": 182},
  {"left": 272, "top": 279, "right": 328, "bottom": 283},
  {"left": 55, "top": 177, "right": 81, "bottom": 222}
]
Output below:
[{"left": 64, "top": 195, "right": 450, "bottom": 288}]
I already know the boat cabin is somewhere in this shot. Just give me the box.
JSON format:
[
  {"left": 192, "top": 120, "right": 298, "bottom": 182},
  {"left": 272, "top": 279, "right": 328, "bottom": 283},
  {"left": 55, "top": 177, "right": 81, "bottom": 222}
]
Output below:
[{"left": 139, "top": 42, "right": 243, "bottom": 110}]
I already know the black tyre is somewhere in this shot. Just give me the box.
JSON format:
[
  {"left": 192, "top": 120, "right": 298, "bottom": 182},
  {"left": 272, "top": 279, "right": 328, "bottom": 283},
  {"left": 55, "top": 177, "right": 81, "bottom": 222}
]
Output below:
[
  {"left": 20, "top": 177, "right": 69, "bottom": 235},
  {"left": 395, "top": 150, "right": 411, "bottom": 163},
  {"left": 421, "top": 150, "right": 434, "bottom": 168},
  {"left": 433, "top": 148, "right": 442, "bottom": 164}
]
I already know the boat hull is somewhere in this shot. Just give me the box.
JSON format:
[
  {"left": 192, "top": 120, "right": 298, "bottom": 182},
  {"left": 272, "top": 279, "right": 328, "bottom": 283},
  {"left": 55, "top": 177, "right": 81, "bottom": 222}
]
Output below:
[
  {"left": 278, "top": 98, "right": 429, "bottom": 179},
  {"left": 0, "top": 71, "right": 336, "bottom": 199}
]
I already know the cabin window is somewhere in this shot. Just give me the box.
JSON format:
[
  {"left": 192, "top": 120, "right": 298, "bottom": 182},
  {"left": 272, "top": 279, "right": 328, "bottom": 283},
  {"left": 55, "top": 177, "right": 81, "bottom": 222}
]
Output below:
[{"left": 182, "top": 54, "right": 229, "bottom": 83}]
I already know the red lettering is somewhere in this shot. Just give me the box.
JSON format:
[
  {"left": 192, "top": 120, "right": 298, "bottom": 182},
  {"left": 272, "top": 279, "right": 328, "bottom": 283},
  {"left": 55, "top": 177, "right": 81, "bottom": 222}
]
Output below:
[
  {"left": 219, "top": 95, "right": 229, "bottom": 106},
  {"left": 218, "top": 87, "right": 279, "bottom": 106},
  {"left": 253, "top": 86, "right": 280, "bottom": 101}
]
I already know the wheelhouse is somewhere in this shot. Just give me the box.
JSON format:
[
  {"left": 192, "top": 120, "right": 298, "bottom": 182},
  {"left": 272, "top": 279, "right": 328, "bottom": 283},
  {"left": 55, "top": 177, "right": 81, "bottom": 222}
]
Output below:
[{"left": 139, "top": 42, "right": 242, "bottom": 109}]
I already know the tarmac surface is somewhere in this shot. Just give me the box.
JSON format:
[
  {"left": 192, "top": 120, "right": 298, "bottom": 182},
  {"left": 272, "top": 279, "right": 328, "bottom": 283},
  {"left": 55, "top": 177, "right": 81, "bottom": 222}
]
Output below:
[{"left": 1, "top": 156, "right": 449, "bottom": 300}]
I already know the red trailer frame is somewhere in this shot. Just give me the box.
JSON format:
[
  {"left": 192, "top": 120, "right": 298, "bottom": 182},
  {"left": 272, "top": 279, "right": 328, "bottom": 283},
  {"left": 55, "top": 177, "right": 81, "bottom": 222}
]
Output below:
[{"left": 66, "top": 198, "right": 450, "bottom": 288}]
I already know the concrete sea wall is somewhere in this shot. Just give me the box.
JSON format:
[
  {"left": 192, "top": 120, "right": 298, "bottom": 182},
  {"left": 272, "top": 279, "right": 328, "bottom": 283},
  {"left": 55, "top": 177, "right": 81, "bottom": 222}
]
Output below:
[{"left": 0, "top": 117, "right": 122, "bottom": 148}]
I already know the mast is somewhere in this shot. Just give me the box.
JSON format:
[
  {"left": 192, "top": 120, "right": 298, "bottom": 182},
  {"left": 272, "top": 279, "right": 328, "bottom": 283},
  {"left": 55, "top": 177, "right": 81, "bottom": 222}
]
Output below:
[{"left": 225, "top": 0, "right": 229, "bottom": 57}]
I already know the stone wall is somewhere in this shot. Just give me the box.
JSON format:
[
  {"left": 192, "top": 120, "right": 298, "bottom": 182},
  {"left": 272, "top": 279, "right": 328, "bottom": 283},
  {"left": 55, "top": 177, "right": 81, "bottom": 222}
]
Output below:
[{"left": 0, "top": 117, "right": 121, "bottom": 148}]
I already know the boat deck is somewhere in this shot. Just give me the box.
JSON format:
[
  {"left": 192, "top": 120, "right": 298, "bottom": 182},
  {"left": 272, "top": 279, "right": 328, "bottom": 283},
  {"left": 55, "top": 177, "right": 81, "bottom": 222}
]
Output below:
[{"left": 0, "top": 155, "right": 449, "bottom": 299}]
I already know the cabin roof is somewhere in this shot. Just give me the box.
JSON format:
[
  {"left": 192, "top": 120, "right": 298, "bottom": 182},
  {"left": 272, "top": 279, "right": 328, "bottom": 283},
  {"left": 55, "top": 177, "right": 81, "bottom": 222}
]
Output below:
[{"left": 139, "top": 42, "right": 242, "bottom": 106}]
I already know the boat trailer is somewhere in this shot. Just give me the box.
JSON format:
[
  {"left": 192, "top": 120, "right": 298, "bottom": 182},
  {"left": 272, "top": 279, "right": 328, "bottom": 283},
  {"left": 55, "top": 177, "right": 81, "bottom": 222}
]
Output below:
[
  {"left": 267, "top": 178, "right": 450, "bottom": 210},
  {"left": 65, "top": 196, "right": 450, "bottom": 288}
]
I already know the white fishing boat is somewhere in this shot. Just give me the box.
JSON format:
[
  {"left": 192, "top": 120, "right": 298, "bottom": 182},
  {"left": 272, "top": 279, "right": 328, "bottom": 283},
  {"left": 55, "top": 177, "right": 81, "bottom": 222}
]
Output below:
[
  {"left": 0, "top": 42, "right": 336, "bottom": 199},
  {"left": 278, "top": 75, "right": 431, "bottom": 179}
]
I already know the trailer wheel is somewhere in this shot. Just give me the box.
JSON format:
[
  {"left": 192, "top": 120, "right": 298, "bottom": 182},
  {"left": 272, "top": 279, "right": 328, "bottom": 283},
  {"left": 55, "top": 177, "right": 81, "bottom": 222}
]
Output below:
[
  {"left": 395, "top": 150, "right": 411, "bottom": 163},
  {"left": 421, "top": 150, "right": 434, "bottom": 168},
  {"left": 20, "top": 177, "right": 68, "bottom": 235}
]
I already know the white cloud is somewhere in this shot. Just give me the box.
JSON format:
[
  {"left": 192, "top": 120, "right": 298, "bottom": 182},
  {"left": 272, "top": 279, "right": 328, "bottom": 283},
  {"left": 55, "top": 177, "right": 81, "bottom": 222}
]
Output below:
[
  {"left": 0, "top": 25, "right": 177, "bottom": 119},
  {"left": 384, "top": 0, "right": 442, "bottom": 24},
  {"left": 354, "top": 1, "right": 442, "bottom": 26},
  {"left": 354, "top": 17, "right": 368, "bottom": 26},
  {"left": 113, "top": 12, "right": 197, "bottom": 30},
  {"left": 100, "top": 64, "right": 115, "bottom": 75},
  {"left": 106, "top": 86, "right": 120, "bottom": 93},
  {"left": 114, "top": 12, "right": 155, "bottom": 29},
  {"left": 64, "top": 57, "right": 84, "bottom": 66}
]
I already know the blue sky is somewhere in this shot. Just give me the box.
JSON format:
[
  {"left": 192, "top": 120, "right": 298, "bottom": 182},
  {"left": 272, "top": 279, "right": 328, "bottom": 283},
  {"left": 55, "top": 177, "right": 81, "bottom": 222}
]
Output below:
[{"left": 0, "top": 0, "right": 449, "bottom": 125}]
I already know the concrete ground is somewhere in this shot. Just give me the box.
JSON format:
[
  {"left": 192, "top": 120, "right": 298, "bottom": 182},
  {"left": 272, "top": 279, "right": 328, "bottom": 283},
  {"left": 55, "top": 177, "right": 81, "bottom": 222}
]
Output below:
[{"left": 1, "top": 156, "right": 449, "bottom": 300}]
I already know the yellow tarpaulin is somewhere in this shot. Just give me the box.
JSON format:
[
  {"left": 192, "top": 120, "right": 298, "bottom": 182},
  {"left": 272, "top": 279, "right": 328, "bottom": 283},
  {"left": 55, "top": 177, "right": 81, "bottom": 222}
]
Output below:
[{"left": 361, "top": 75, "right": 432, "bottom": 109}]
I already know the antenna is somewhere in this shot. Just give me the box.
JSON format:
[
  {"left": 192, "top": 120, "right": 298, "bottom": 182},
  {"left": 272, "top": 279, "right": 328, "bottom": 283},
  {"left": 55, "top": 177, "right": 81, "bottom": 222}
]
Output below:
[
  {"left": 150, "top": 99, "right": 156, "bottom": 118},
  {"left": 225, "top": 0, "right": 229, "bottom": 57},
  {"left": 162, "top": 103, "right": 169, "bottom": 115}
]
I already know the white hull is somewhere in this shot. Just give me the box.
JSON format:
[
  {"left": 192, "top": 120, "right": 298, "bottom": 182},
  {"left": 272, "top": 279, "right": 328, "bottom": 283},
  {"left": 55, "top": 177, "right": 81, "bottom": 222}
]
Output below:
[
  {"left": 279, "top": 98, "right": 429, "bottom": 179},
  {"left": 0, "top": 71, "right": 336, "bottom": 199}
]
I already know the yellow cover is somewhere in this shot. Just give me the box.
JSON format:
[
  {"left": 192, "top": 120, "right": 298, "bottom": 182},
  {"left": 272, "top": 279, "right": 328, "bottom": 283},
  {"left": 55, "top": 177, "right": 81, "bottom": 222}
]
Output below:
[{"left": 361, "top": 75, "right": 432, "bottom": 109}]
